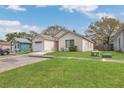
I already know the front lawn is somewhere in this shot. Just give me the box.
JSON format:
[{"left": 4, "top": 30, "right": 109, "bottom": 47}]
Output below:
[
  {"left": 1, "top": 59, "right": 124, "bottom": 87},
  {"left": 47, "top": 51, "right": 124, "bottom": 60}
]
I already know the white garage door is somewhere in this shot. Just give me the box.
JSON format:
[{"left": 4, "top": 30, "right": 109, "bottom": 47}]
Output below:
[{"left": 33, "top": 41, "right": 43, "bottom": 52}]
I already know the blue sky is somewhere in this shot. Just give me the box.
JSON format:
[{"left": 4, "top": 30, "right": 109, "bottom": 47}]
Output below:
[{"left": 0, "top": 5, "right": 124, "bottom": 40}]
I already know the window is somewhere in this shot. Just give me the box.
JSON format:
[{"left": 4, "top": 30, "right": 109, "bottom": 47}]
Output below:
[{"left": 65, "top": 40, "right": 74, "bottom": 48}]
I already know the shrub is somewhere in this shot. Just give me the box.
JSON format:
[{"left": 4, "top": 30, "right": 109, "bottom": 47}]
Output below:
[{"left": 69, "top": 46, "right": 77, "bottom": 52}]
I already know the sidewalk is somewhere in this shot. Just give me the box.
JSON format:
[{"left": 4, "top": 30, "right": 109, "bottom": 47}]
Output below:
[{"left": 44, "top": 55, "right": 124, "bottom": 63}]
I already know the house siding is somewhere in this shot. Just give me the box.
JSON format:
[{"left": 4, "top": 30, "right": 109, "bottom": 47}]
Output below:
[
  {"left": 20, "top": 43, "right": 31, "bottom": 52},
  {"left": 59, "top": 32, "right": 83, "bottom": 51},
  {"left": 82, "top": 39, "right": 94, "bottom": 51},
  {"left": 114, "top": 31, "right": 124, "bottom": 52},
  {"left": 11, "top": 40, "right": 31, "bottom": 52}
]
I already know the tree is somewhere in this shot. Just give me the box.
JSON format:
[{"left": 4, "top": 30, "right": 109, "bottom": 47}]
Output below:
[
  {"left": 85, "top": 17, "right": 122, "bottom": 50},
  {"left": 6, "top": 32, "right": 18, "bottom": 41},
  {"left": 0, "top": 40, "right": 5, "bottom": 42},
  {"left": 42, "top": 25, "right": 67, "bottom": 37},
  {"left": 18, "top": 32, "right": 28, "bottom": 38},
  {"left": 5, "top": 31, "right": 39, "bottom": 42},
  {"left": 26, "top": 31, "right": 39, "bottom": 41}
]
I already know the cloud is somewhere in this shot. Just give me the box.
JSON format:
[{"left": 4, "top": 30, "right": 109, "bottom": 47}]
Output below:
[
  {"left": 60, "top": 5, "right": 98, "bottom": 16},
  {"left": 60, "top": 6, "right": 116, "bottom": 19},
  {"left": 1, "top": 5, "right": 47, "bottom": 12},
  {"left": 5, "top": 5, "right": 26, "bottom": 12},
  {"left": 0, "top": 20, "right": 42, "bottom": 40},
  {"left": 96, "top": 12, "right": 115, "bottom": 19},
  {"left": 0, "top": 20, "right": 21, "bottom": 27}
]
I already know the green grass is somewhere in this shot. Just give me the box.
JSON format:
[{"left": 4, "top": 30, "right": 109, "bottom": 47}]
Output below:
[
  {"left": 1, "top": 59, "right": 124, "bottom": 87},
  {"left": 47, "top": 51, "right": 124, "bottom": 60}
]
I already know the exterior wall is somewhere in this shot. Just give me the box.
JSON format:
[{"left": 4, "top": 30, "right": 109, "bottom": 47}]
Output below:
[
  {"left": 113, "top": 37, "right": 118, "bottom": 51},
  {"left": 11, "top": 40, "right": 17, "bottom": 52},
  {"left": 58, "top": 32, "right": 83, "bottom": 51},
  {"left": 11, "top": 40, "right": 31, "bottom": 52},
  {"left": 114, "top": 31, "right": 124, "bottom": 52},
  {"left": 82, "top": 39, "right": 94, "bottom": 51},
  {"left": 44, "top": 40, "right": 57, "bottom": 52},
  {"left": 59, "top": 32, "right": 94, "bottom": 51},
  {"left": 20, "top": 43, "right": 31, "bottom": 52}
]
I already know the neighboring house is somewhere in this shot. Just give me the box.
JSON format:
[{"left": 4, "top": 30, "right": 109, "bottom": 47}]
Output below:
[
  {"left": 11, "top": 38, "right": 31, "bottom": 53},
  {"left": 113, "top": 27, "right": 124, "bottom": 52},
  {"left": 0, "top": 42, "right": 10, "bottom": 49},
  {"left": 32, "top": 26, "right": 94, "bottom": 52}
]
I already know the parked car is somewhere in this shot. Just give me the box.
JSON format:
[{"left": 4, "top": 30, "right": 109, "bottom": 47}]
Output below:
[{"left": 0, "top": 48, "right": 10, "bottom": 55}]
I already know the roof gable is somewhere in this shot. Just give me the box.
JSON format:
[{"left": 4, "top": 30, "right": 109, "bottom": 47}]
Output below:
[
  {"left": 57, "top": 28, "right": 94, "bottom": 43},
  {"left": 33, "top": 34, "right": 57, "bottom": 41},
  {"left": 113, "top": 27, "right": 124, "bottom": 40},
  {"left": 14, "top": 38, "right": 31, "bottom": 43},
  {"left": 42, "top": 25, "right": 94, "bottom": 43}
]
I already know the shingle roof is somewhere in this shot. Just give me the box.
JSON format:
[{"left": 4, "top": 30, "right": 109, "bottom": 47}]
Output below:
[
  {"left": 66, "top": 30, "right": 94, "bottom": 43},
  {"left": 14, "top": 38, "right": 31, "bottom": 43},
  {"left": 53, "top": 27, "right": 94, "bottom": 43},
  {"left": 41, "top": 34, "right": 57, "bottom": 40},
  {"left": 42, "top": 25, "right": 94, "bottom": 43},
  {"left": 34, "top": 34, "right": 57, "bottom": 41},
  {"left": 113, "top": 26, "right": 124, "bottom": 40}
]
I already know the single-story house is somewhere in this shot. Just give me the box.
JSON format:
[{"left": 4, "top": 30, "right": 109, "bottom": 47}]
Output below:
[
  {"left": 32, "top": 26, "right": 94, "bottom": 52},
  {"left": 11, "top": 38, "right": 31, "bottom": 53},
  {"left": 113, "top": 27, "right": 124, "bottom": 52},
  {"left": 0, "top": 42, "right": 10, "bottom": 49}
]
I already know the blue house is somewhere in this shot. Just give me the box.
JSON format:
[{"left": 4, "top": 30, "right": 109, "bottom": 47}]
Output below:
[{"left": 11, "top": 38, "right": 31, "bottom": 53}]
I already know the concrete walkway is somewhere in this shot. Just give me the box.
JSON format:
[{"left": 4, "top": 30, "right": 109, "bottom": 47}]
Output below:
[
  {"left": 44, "top": 55, "right": 124, "bottom": 63},
  {"left": 57, "top": 57, "right": 124, "bottom": 63}
]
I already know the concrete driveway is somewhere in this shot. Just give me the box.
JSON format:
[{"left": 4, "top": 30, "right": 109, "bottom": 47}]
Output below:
[{"left": 0, "top": 54, "right": 48, "bottom": 73}]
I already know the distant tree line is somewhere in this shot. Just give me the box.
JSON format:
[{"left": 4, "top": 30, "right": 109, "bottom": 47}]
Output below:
[{"left": 5, "top": 31, "right": 39, "bottom": 42}]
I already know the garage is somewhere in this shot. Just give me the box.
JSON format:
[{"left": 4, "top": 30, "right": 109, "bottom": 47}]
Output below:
[
  {"left": 32, "top": 35, "right": 57, "bottom": 52},
  {"left": 33, "top": 41, "right": 44, "bottom": 52}
]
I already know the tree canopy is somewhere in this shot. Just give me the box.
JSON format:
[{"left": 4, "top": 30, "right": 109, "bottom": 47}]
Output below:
[
  {"left": 85, "top": 17, "right": 123, "bottom": 50},
  {"left": 5, "top": 31, "right": 39, "bottom": 42}
]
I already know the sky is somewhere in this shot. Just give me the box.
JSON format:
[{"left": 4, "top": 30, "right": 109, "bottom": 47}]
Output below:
[{"left": 0, "top": 5, "right": 124, "bottom": 40}]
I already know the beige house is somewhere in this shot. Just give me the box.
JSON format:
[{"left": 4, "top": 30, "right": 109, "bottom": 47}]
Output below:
[
  {"left": 32, "top": 26, "right": 94, "bottom": 52},
  {"left": 113, "top": 27, "right": 124, "bottom": 52}
]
